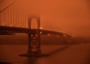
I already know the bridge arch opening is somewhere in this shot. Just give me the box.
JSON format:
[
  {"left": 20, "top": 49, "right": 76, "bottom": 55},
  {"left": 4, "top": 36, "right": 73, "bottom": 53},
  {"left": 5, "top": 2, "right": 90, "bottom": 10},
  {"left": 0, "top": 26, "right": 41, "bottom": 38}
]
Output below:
[
  {"left": 31, "top": 18, "right": 38, "bottom": 29},
  {"left": 28, "top": 17, "right": 40, "bottom": 29}
]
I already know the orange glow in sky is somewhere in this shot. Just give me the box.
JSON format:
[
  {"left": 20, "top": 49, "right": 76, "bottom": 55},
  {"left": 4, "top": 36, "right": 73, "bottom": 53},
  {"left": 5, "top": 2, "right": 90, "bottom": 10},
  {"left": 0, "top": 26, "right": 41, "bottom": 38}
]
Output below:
[{"left": 0, "top": 0, "right": 90, "bottom": 37}]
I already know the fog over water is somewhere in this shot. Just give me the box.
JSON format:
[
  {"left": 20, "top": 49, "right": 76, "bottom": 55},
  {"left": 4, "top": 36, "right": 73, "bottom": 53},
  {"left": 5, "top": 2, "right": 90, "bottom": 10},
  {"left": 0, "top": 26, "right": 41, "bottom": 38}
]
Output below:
[
  {"left": 0, "top": 0, "right": 90, "bottom": 37},
  {"left": 0, "top": 1, "right": 90, "bottom": 64}
]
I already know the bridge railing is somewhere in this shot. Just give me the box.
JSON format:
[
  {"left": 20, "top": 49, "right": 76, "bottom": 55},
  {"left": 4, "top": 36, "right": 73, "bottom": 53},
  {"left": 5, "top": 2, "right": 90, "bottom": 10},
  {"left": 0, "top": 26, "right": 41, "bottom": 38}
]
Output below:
[{"left": 0, "top": 0, "right": 28, "bottom": 28}]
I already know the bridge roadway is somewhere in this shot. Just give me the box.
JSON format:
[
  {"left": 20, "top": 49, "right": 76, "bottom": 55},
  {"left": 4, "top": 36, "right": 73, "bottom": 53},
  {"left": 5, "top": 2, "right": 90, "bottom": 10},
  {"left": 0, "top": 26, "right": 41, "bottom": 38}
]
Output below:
[{"left": 0, "top": 26, "right": 73, "bottom": 38}]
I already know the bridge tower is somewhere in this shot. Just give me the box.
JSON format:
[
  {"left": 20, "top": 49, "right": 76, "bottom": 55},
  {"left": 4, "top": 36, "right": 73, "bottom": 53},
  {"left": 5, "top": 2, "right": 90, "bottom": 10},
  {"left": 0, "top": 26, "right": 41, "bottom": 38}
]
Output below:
[
  {"left": 19, "top": 16, "right": 49, "bottom": 57},
  {"left": 27, "top": 16, "right": 41, "bottom": 56},
  {"left": 19, "top": 16, "right": 42, "bottom": 57}
]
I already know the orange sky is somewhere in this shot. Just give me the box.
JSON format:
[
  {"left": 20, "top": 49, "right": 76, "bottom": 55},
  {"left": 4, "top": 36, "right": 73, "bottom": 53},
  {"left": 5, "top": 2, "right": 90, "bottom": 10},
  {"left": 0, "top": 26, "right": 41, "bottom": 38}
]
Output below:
[{"left": 0, "top": 0, "right": 90, "bottom": 37}]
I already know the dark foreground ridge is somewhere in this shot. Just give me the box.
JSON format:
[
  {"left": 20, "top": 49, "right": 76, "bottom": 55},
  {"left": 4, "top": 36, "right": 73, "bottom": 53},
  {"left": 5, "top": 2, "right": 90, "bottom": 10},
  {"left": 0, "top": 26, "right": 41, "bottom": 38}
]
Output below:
[
  {"left": 19, "top": 54, "right": 50, "bottom": 57},
  {"left": 0, "top": 62, "right": 22, "bottom": 64}
]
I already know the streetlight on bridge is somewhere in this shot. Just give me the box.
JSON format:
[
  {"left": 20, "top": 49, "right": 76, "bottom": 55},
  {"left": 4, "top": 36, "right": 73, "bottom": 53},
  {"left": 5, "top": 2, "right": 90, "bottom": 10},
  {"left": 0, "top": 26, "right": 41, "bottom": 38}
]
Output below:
[
  {"left": 40, "top": 31, "right": 42, "bottom": 34},
  {"left": 40, "top": 27, "right": 43, "bottom": 29},
  {"left": 57, "top": 35, "right": 59, "bottom": 37},
  {"left": 47, "top": 34, "right": 50, "bottom": 36},
  {"left": 63, "top": 34, "right": 67, "bottom": 37}
]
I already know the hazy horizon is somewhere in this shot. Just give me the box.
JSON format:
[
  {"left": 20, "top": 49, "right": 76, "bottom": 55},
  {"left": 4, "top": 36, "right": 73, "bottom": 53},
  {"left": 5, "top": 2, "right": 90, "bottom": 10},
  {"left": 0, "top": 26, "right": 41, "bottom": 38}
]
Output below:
[{"left": 0, "top": 0, "right": 90, "bottom": 37}]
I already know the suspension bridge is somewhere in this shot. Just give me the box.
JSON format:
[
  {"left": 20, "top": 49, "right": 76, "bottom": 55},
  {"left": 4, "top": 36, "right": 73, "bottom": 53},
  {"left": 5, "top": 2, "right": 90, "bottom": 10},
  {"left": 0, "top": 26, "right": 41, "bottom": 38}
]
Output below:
[{"left": 0, "top": 0, "right": 75, "bottom": 57}]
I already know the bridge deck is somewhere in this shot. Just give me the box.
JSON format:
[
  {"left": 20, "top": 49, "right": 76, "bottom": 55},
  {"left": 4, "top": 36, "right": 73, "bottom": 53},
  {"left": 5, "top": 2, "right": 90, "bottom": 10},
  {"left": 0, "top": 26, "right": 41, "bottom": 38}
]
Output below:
[{"left": 0, "top": 26, "right": 72, "bottom": 38}]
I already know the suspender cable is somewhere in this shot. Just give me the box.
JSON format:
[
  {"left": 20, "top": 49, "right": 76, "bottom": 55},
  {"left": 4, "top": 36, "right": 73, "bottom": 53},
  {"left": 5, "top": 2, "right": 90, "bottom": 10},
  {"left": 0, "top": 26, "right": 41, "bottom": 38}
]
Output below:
[
  {"left": 21, "top": 10, "right": 22, "bottom": 28},
  {"left": 17, "top": 3, "right": 18, "bottom": 27},
  {"left": 11, "top": 4, "right": 12, "bottom": 26},
  {"left": 0, "top": 11, "right": 2, "bottom": 25},
  {"left": 56, "top": 26, "right": 61, "bottom": 32},
  {"left": 44, "top": 20, "right": 48, "bottom": 30},
  {"left": 22, "top": 12, "right": 24, "bottom": 27},
  {"left": 23, "top": 13, "right": 25, "bottom": 28},
  {"left": 9, "top": 4, "right": 11, "bottom": 26},
  {"left": 47, "top": 20, "right": 54, "bottom": 30},
  {"left": 0, "top": 3, "right": 1, "bottom": 25},
  {"left": 1, "top": 11, "right": 3, "bottom": 25},
  {"left": 4, "top": 8, "right": 6, "bottom": 26},
  {"left": 24, "top": 14, "right": 26, "bottom": 28},
  {"left": 12, "top": 3, "right": 14, "bottom": 27},
  {"left": 15, "top": 1, "right": 17, "bottom": 27},
  {"left": 19, "top": 10, "right": 21, "bottom": 27},
  {"left": 0, "top": 12, "right": 1, "bottom": 26},
  {"left": 24, "top": 13, "right": 26, "bottom": 28},
  {"left": 8, "top": 6, "right": 10, "bottom": 26},
  {"left": 5, "top": 7, "right": 8, "bottom": 26},
  {"left": 26, "top": 14, "right": 28, "bottom": 28}
]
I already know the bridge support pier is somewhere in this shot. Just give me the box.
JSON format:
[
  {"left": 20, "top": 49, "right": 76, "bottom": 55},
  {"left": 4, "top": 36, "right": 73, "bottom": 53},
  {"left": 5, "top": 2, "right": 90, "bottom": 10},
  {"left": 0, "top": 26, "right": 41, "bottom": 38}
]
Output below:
[
  {"left": 19, "top": 17, "right": 49, "bottom": 57},
  {"left": 27, "top": 33, "right": 42, "bottom": 56},
  {"left": 19, "top": 32, "right": 49, "bottom": 57}
]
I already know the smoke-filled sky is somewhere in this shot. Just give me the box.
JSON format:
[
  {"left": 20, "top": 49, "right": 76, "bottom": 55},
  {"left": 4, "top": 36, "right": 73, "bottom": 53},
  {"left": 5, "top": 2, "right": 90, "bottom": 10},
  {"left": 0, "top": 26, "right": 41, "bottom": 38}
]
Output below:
[{"left": 0, "top": 0, "right": 90, "bottom": 37}]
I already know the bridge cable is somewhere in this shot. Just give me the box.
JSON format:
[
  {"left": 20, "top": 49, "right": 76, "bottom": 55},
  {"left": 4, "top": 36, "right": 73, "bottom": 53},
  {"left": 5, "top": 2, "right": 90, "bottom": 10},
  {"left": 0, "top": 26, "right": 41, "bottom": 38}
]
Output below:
[
  {"left": 56, "top": 26, "right": 61, "bottom": 32},
  {"left": 0, "top": 0, "right": 17, "bottom": 13},
  {"left": 47, "top": 20, "right": 54, "bottom": 31}
]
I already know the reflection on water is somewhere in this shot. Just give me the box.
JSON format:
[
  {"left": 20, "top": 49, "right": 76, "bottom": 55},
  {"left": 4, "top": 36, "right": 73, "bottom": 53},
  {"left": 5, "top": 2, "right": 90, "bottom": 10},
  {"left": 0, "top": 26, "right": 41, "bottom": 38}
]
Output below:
[
  {"left": 0, "top": 44, "right": 90, "bottom": 64},
  {"left": 49, "top": 45, "right": 70, "bottom": 55},
  {"left": 0, "top": 45, "right": 69, "bottom": 64},
  {"left": 23, "top": 45, "right": 70, "bottom": 64},
  {"left": 23, "top": 57, "right": 38, "bottom": 64}
]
